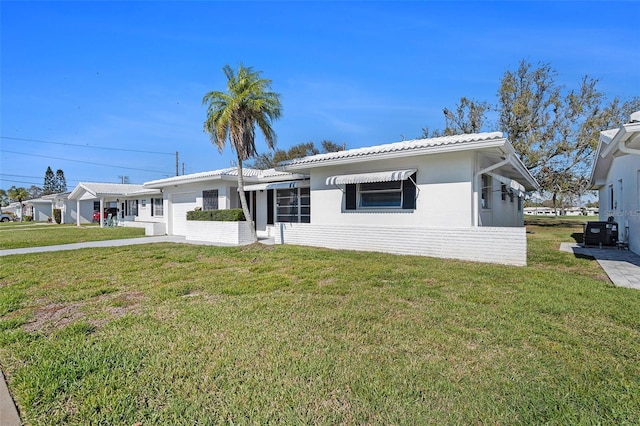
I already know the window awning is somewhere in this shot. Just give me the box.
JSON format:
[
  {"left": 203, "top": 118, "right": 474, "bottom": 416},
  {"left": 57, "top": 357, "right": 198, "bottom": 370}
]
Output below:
[
  {"left": 326, "top": 169, "right": 417, "bottom": 185},
  {"left": 243, "top": 180, "right": 310, "bottom": 191},
  {"left": 489, "top": 172, "right": 526, "bottom": 196}
]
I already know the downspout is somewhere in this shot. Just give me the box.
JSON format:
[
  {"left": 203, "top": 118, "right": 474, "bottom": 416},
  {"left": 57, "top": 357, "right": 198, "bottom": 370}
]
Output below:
[
  {"left": 473, "top": 155, "right": 512, "bottom": 227},
  {"left": 617, "top": 138, "right": 640, "bottom": 156}
]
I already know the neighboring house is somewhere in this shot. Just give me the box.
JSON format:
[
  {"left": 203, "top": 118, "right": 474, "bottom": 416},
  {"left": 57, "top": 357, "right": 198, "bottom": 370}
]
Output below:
[
  {"left": 25, "top": 192, "right": 74, "bottom": 223},
  {"left": 68, "top": 183, "right": 163, "bottom": 233},
  {"left": 590, "top": 111, "right": 640, "bottom": 254},
  {"left": 275, "top": 132, "right": 538, "bottom": 266},
  {"left": 143, "top": 167, "right": 308, "bottom": 238}
]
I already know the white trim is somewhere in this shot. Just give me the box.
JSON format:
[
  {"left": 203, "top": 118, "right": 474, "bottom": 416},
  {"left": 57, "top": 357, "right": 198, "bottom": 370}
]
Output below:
[
  {"left": 326, "top": 169, "right": 417, "bottom": 185},
  {"left": 243, "top": 180, "right": 310, "bottom": 191}
]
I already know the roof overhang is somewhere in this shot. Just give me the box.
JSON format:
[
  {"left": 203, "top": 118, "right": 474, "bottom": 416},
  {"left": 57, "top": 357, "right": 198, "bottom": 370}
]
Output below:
[
  {"left": 590, "top": 119, "right": 640, "bottom": 188},
  {"left": 243, "top": 180, "right": 310, "bottom": 191},
  {"left": 279, "top": 133, "right": 508, "bottom": 172},
  {"left": 326, "top": 169, "right": 417, "bottom": 185}
]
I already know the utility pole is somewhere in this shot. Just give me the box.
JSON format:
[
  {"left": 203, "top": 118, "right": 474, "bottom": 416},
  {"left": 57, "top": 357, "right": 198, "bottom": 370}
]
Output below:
[
  {"left": 175, "top": 151, "right": 179, "bottom": 176},
  {"left": 182, "top": 162, "right": 185, "bottom": 175}
]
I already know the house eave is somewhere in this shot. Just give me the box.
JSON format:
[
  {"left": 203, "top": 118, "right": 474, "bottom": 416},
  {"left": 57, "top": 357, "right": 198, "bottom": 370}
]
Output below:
[{"left": 280, "top": 138, "right": 509, "bottom": 172}]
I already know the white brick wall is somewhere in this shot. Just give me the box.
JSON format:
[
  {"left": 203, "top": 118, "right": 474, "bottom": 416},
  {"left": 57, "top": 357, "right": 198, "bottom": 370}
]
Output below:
[
  {"left": 275, "top": 223, "right": 527, "bottom": 266},
  {"left": 185, "top": 220, "right": 254, "bottom": 245}
]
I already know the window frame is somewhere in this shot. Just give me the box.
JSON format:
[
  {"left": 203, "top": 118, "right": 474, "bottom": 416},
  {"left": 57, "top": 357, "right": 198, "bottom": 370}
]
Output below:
[
  {"left": 358, "top": 180, "right": 403, "bottom": 209},
  {"left": 275, "top": 187, "right": 310, "bottom": 223},
  {"left": 481, "top": 174, "right": 492, "bottom": 210},
  {"left": 202, "top": 189, "right": 219, "bottom": 211},
  {"left": 151, "top": 198, "right": 163, "bottom": 217}
]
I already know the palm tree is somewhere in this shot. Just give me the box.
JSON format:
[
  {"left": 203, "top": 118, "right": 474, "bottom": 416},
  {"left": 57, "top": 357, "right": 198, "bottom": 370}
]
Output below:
[
  {"left": 202, "top": 64, "right": 282, "bottom": 242},
  {"left": 8, "top": 186, "right": 30, "bottom": 219}
]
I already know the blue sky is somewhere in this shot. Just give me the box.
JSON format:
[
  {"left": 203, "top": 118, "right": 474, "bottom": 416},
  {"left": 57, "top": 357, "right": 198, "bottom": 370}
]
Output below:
[{"left": 1, "top": 1, "right": 639, "bottom": 189}]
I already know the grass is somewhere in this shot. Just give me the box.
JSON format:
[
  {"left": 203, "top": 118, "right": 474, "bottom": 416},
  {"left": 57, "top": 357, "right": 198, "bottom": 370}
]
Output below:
[
  {"left": 0, "top": 220, "right": 638, "bottom": 424},
  {"left": 0, "top": 223, "right": 145, "bottom": 249}
]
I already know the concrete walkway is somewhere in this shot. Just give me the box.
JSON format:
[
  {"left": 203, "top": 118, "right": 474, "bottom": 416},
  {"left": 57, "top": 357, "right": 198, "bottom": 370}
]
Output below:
[
  {"left": 0, "top": 235, "right": 238, "bottom": 257},
  {"left": 560, "top": 243, "right": 640, "bottom": 290},
  {"left": 0, "top": 370, "right": 20, "bottom": 426}
]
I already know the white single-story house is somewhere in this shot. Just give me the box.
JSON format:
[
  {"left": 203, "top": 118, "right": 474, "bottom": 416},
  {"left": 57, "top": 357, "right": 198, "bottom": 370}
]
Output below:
[
  {"left": 24, "top": 192, "right": 83, "bottom": 223},
  {"left": 273, "top": 131, "right": 539, "bottom": 266},
  {"left": 68, "top": 183, "right": 163, "bottom": 233},
  {"left": 143, "top": 167, "right": 309, "bottom": 239},
  {"left": 65, "top": 132, "right": 537, "bottom": 265},
  {"left": 590, "top": 111, "right": 640, "bottom": 254}
]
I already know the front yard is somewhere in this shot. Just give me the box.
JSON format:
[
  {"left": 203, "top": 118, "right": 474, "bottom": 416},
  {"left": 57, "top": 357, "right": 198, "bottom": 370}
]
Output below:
[
  {"left": 0, "top": 222, "right": 145, "bottom": 249},
  {"left": 0, "top": 221, "right": 638, "bottom": 424}
]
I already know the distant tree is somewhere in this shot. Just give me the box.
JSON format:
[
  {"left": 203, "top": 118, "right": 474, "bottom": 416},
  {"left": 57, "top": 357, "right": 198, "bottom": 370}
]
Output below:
[
  {"left": 421, "top": 59, "right": 640, "bottom": 207},
  {"left": 27, "top": 185, "right": 43, "bottom": 199},
  {"left": 43, "top": 166, "right": 56, "bottom": 195},
  {"left": 0, "top": 189, "right": 8, "bottom": 207},
  {"left": 420, "top": 98, "right": 492, "bottom": 138},
  {"left": 8, "top": 186, "right": 30, "bottom": 215},
  {"left": 320, "top": 140, "right": 346, "bottom": 153},
  {"left": 498, "top": 60, "right": 640, "bottom": 208},
  {"left": 247, "top": 140, "right": 346, "bottom": 169},
  {"left": 202, "top": 64, "right": 282, "bottom": 243},
  {"left": 55, "top": 169, "right": 67, "bottom": 192}
]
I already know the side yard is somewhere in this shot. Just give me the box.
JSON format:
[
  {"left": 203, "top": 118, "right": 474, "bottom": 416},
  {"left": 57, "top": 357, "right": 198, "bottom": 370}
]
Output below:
[{"left": 0, "top": 220, "right": 638, "bottom": 424}]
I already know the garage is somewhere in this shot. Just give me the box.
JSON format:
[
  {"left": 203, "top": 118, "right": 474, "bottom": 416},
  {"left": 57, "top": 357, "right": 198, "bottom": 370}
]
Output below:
[{"left": 170, "top": 192, "right": 197, "bottom": 236}]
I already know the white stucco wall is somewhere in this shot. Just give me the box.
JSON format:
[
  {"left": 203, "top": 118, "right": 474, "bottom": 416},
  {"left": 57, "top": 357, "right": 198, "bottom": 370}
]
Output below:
[
  {"left": 598, "top": 154, "right": 640, "bottom": 254},
  {"left": 159, "top": 181, "right": 240, "bottom": 236},
  {"left": 309, "top": 151, "right": 475, "bottom": 228}
]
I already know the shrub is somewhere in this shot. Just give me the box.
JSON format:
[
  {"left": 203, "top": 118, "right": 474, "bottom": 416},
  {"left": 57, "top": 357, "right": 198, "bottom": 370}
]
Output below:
[
  {"left": 186, "top": 209, "right": 246, "bottom": 221},
  {"left": 23, "top": 215, "right": 33, "bottom": 222},
  {"left": 53, "top": 208, "right": 62, "bottom": 224}
]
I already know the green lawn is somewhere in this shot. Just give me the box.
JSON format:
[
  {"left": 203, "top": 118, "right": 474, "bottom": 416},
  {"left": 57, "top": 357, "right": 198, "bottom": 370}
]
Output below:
[
  {"left": 0, "top": 223, "right": 145, "bottom": 249},
  {"left": 0, "top": 221, "right": 638, "bottom": 424}
]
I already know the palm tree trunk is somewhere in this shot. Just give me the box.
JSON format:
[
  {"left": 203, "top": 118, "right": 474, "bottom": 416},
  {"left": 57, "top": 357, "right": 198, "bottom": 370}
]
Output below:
[{"left": 236, "top": 157, "right": 258, "bottom": 243}]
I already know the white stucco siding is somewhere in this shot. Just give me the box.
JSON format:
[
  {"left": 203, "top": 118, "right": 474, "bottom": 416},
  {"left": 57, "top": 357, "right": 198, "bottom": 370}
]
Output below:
[
  {"left": 309, "top": 151, "right": 475, "bottom": 227},
  {"left": 599, "top": 154, "right": 640, "bottom": 254},
  {"left": 169, "top": 192, "right": 197, "bottom": 236}
]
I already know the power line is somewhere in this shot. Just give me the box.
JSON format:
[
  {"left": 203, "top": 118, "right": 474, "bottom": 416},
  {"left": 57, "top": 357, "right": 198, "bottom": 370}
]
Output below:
[
  {"left": 0, "top": 136, "right": 175, "bottom": 156},
  {"left": 2, "top": 150, "right": 171, "bottom": 175},
  {"left": 0, "top": 173, "right": 82, "bottom": 184}
]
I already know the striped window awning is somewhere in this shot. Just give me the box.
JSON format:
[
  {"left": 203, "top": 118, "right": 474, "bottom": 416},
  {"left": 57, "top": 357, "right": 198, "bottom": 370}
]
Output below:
[
  {"left": 326, "top": 169, "right": 417, "bottom": 185},
  {"left": 243, "top": 180, "right": 310, "bottom": 191},
  {"left": 489, "top": 172, "right": 526, "bottom": 196}
]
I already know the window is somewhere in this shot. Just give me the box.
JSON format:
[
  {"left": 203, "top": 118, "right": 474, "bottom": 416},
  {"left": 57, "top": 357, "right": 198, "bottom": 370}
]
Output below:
[
  {"left": 345, "top": 173, "right": 417, "bottom": 211},
  {"left": 93, "top": 201, "right": 100, "bottom": 211},
  {"left": 151, "top": 198, "right": 163, "bottom": 216},
  {"left": 359, "top": 180, "right": 403, "bottom": 208},
  {"left": 276, "top": 187, "right": 310, "bottom": 223},
  {"left": 609, "top": 184, "right": 614, "bottom": 211},
  {"left": 501, "top": 184, "right": 507, "bottom": 201},
  {"left": 517, "top": 196, "right": 522, "bottom": 212},
  {"left": 126, "top": 200, "right": 138, "bottom": 216},
  {"left": 202, "top": 190, "right": 219, "bottom": 210},
  {"left": 618, "top": 179, "right": 623, "bottom": 212},
  {"left": 481, "top": 174, "right": 491, "bottom": 209}
]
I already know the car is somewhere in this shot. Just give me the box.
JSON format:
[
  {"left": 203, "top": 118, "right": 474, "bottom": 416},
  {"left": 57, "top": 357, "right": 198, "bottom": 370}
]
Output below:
[
  {"left": 92, "top": 208, "right": 118, "bottom": 222},
  {"left": 0, "top": 213, "right": 14, "bottom": 222}
]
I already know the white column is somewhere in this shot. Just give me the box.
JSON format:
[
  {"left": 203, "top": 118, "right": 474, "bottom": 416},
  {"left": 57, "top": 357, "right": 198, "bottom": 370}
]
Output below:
[
  {"left": 76, "top": 199, "right": 81, "bottom": 226},
  {"left": 100, "top": 198, "right": 105, "bottom": 228}
]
